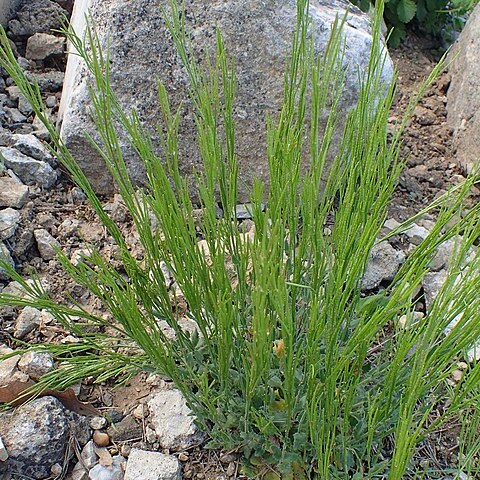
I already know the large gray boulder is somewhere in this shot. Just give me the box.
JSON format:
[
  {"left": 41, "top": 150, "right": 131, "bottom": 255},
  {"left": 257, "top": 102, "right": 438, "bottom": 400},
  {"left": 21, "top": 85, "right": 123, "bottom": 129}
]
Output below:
[
  {"left": 59, "top": 0, "right": 393, "bottom": 200},
  {"left": 447, "top": 5, "right": 480, "bottom": 174}
]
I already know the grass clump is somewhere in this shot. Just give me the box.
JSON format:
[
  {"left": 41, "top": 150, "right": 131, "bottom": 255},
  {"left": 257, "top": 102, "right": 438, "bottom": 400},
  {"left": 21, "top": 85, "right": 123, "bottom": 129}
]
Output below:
[{"left": 1, "top": 1, "right": 480, "bottom": 478}]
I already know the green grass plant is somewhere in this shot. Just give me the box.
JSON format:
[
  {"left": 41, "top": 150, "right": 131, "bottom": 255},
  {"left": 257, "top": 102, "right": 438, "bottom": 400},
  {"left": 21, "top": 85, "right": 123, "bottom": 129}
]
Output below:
[{"left": 1, "top": 1, "right": 480, "bottom": 477}]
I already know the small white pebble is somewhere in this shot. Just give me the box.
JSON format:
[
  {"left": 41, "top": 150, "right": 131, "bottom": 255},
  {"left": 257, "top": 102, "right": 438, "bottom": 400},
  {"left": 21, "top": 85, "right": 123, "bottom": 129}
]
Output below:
[
  {"left": 132, "top": 403, "right": 147, "bottom": 420},
  {"left": 451, "top": 369, "right": 463, "bottom": 382},
  {"left": 0, "top": 436, "right": 9, "bottom": 461},
  {"left": 120, "top": 444, "right": 131, "bottom": 457},
  {"left": 398, "top": 311, "right": 424, "bottom": 329},
  {"left": 50, "top": 463, "right": 63, "bottom": 476},
  {"left": 90, "top": 416, "right": 107, "bottom": 430},
  {"left": 145, "top": 426, "right": 157, "bottom": 443},
  {"left": 178, "top": 452, "right": 189, "bottom": 462}
]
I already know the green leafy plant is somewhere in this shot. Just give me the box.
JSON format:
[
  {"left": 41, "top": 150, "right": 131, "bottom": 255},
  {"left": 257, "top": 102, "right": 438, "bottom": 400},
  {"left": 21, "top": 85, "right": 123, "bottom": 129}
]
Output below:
[
  {"left": 1, "top": 1, "right": 480, "bottom": 477},
  {"left": 354, "top": 0, "right": 479, "bottom": 46}
]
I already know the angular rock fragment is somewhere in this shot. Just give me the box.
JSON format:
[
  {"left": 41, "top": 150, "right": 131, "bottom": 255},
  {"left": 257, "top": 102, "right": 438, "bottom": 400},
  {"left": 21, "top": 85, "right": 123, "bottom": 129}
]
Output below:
[
  {"left": 0, "top": 175, "right": 29, "bottom": 208},
  {"left": 27, "top": 70, "right": 64, "bottom": 92},
  {"left": 12, "top": 133, "right": 55, "bottom": 165},
  {"left": 404, "top": 224, "right": 430, "bottom": 246},
  {"left": 106, "top": 414, "right": 142, "bottom": 442},
  {"left": 69, "top": 461, "right": 89, "bottom": 480},
  {"left": 124, "top": 449, "right": 181, "bottom": 480},
  {"left": 0, "top": 241, "right": 14, "bottom": 281},
  {"left": 383, "top": 218, "right": 430, "bottom": 245},
  {"left": 0, "top": 354, "right": 29, "bottom": 386},
  {"left": 423, "top": 269, "right": 480, "bottom": 363},
  {"left": 0, "top": 207, "right": 20, "bottom": 240},
  {"left": 26, "top": 33, "right": 65, "bottom": 60},
  {"left": 422, "top": 269, "right": 448, "bottom": 312},
  {"left": 88, "top": 455, "right": 125, "bottom": 480},
  {"left": 362, "top": 241, "right": 405, "bottom": 291},
  {"left": 32, "top": 114, "right": 50, "bottom": 140},
  {"left": 34, "top": 228, "right": 60, "bottom": 260},
  {"left": 81, "top": 440, "right": 98, "bottom": 468},
  {"left": 6, "top": 86, "right": 32, "bottom": 117},
  {"left": 4, "top": 106, "right": 26, "bottom": 124},
  {"left": 0, "top": 147, "right": 56, "bottom": 188},
  {"left": 18, "top": 351, "right": 55, "bottom": 381},
  {"left": 14, "top": 306, "right": 43, "bottom": 339}
]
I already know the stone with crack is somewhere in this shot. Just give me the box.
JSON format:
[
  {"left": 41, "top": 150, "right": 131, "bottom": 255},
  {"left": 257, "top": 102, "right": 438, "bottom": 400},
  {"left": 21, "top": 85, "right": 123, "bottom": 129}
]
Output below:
[
  {"left": 14, "top": 306, "right": 43, "bottom": 339},
  {"left": 11, "top": 133, "right": 55, "bottom": 166},
  {"left": 106, "top": 414, "right": 142, "bottom": 443}
]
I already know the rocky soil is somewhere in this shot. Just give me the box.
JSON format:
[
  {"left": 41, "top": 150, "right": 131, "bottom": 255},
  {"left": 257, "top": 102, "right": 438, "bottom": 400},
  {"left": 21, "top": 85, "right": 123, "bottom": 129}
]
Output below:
[
  {"left": 390, "top": 34, "right": 480, "bottom": 221},
  {"left": 0, "top": 2, "right": 479, "bottom": 480}
]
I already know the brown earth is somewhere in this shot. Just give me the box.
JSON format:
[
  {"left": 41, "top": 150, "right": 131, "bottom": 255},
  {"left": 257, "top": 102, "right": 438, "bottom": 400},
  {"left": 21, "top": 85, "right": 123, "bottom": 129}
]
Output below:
[{"left": 389, "top": 33, "right": 480, "bottom": 221}]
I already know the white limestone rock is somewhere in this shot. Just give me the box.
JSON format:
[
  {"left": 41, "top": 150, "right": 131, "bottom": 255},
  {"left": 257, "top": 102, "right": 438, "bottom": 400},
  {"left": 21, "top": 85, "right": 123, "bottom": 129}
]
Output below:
[
  {"left": 88, "top": 455, "right": 126, "bottom": 480},
  {"left": 124, "top": 449, "right": 181, "bottom": 480},
  {"left": 147, "top": 388, "right": 203, "bottom": 450}
]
